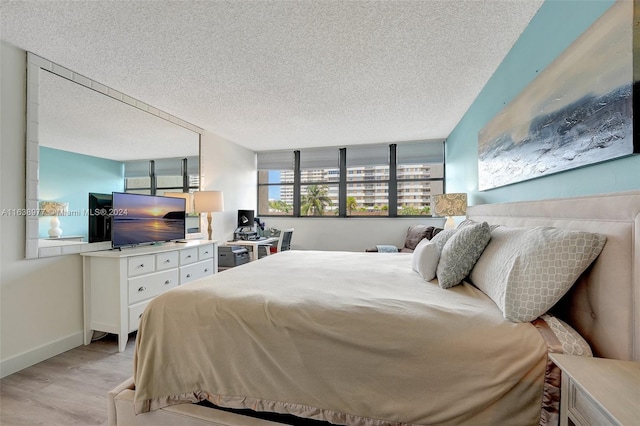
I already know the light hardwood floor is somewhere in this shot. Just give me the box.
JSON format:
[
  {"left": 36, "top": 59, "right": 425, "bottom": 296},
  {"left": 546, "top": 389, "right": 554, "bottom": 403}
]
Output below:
[{"left": 0, "top": 333, "right": 135, "bottom": 426}]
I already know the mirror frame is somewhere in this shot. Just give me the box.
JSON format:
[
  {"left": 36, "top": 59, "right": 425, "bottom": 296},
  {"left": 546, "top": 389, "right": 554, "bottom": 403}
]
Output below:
[{"left": 25, "top": 52, "right": 203, "bottom": 259}]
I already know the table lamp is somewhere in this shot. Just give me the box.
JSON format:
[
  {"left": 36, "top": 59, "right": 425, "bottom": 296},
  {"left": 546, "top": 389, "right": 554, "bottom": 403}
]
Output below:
[
  {"left": 39, "top": 201, "right": 69, "bottom": 238},
  {"left": 194, "top": 191, "right": 224, "bottom": 240},
  {"left": 432, "top": 193, "right": 467, "bottom": 230}
]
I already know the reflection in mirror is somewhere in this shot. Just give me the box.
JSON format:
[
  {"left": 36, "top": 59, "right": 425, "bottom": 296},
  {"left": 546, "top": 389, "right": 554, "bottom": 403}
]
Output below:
[{"left": 26, "top": 53, "right": 202, "bottom": 258}]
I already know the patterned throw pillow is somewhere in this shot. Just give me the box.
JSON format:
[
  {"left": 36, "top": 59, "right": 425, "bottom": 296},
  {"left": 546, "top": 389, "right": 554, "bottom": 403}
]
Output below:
[
  {"left": 436, "top": 222, "right": 491, "bottom": 289},
  {"left": 470, "top": 226, "right": 606, "bottom": 322},
  {"left": 429, "top": 228, "right": 457, "bottom": 253}
]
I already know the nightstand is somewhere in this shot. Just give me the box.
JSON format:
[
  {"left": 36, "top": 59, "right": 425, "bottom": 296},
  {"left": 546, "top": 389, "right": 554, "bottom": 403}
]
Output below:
[{"left": 550, "top": 353, "right": 640, "bottom": 426}]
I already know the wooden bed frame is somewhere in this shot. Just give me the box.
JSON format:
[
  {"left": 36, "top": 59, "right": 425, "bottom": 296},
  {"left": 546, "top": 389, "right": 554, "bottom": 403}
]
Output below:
[{"left": 108, "top": 191, "right": 640, "bottom": 426}]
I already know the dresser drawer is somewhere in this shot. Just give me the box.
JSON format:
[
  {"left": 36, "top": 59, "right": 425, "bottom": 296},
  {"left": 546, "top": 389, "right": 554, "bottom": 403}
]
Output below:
[
  {"left": 181, "top": 259, "right": 215, "bottom": 284},
  {"left": 128, "top": 300, "right": 151, "bottom": 333},
  {"left": 568, "top": 377, "right": 618, "bottom": 426},
  {"left": 128, "top": 255, "right": 155, "bottom": 277},
  {"left": 128, "top": 269, "right": 179, "bottom": 304},
  {"left": 180, "top": 247, "right": 198, "bottom": 265},
  {"left": 156, "top": 251, "right": 179, "bottom": 271},
  {"left": 198, "top": 244, "right": 214, "bottom": 260}
]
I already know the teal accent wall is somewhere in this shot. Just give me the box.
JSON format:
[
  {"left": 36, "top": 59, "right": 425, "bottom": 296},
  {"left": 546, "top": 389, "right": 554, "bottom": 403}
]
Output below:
[
  {"left": 446, "top": 0, "right": 639, "bottom": 206},
  {"left": 39, "top": 147, "right": 124, "bottom": 240}
]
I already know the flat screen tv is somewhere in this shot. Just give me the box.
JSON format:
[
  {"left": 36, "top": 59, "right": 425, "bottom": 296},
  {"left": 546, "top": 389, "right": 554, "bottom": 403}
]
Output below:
[
  {"left": 111, "top": 192, "right": 186, "bottom": 248},
  {"left": 88, "top": 192, "right": 112, "bottom": 243}
]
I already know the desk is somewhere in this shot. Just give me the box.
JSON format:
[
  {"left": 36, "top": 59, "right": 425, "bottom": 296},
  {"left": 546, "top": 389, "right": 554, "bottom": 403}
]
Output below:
[{"left": 230, "top": 237, "right": 279, "bottom": 261}]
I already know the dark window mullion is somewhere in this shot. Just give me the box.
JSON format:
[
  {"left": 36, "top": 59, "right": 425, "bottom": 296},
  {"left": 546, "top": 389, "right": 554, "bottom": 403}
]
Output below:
[
  {"left": 293, "top": 151, "right": 301, "bottom": 217},
  {"left": 339, "top": 148, "right": 346, "bottom": 217},
  {"left": 181, "top": 158, "right": 189, "bottom": 192},
  {"left": 389, "top": 144, "right": 397, "bottom": 217},
  {"left": 149, "top": 160, "right": 157, "bottom": 195}
]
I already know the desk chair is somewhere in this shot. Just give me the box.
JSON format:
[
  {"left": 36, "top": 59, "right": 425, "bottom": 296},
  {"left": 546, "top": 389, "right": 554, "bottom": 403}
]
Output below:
[
  {"left": 271, "top": 228, "right": 294, "bottom": 254},
  {"left": 257, "top": 228, "right": 294, "bottom": 258}
]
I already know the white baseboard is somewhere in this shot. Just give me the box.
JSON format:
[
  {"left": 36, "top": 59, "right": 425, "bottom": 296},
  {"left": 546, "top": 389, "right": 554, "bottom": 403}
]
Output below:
[{"left": 0, "top": 331, "right": 83, "bottom": 378}]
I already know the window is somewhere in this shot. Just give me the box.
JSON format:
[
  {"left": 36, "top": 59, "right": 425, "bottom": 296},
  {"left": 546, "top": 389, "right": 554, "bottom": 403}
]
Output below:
[
  {"left": 257, "top": 141, "right": 444, "bottom": 217},
  {"left": 396, "top": 142, "right": 445, "bottom": 216},
  {"left": 124, "top": 157, "right": 198, "bottom": 195},
  {"left": 346, "top": 144, "right": 389, "bottom": 216},
  {"left": 300, "top": 148, "right": 339, "bottom": 216},
  {"left": 257, "top": 151, "right": 295, "bottom": 216}
]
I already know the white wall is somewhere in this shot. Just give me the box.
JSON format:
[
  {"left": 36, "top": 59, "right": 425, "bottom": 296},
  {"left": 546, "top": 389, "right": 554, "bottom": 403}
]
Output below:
[
  {"left": 261, "top": 217, "right": 445, "bottom": 252},
  {"left": 0, "top": 41, "right": 257, "bottom": 377},
  {"left": 1, "top": 42, "right": 85, "bottom": 378},
  {"left": 199, "top": 131, "right": 257, "bottom": 243}
]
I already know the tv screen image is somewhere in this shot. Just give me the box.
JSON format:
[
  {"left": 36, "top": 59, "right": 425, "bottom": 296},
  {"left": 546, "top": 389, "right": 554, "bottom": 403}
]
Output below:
[{"left": 111, "top": 192, "right": 186, "bottom": 248}]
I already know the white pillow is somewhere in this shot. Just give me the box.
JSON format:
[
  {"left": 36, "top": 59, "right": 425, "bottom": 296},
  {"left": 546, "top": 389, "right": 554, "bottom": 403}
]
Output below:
[
  {"left": 470, "top": 226, "right": 606, "bottom": 322},
  {"left": 411, "top": 239, "right": 440, "bottom": 281},
  {"left": 411, "top": 239, "right": 429, "bottom": 271}
]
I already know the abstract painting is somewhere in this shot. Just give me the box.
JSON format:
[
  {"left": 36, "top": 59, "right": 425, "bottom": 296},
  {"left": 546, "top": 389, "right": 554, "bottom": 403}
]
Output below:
[{"left": 478, "top": 0, "right": 638, "bottom": 191}]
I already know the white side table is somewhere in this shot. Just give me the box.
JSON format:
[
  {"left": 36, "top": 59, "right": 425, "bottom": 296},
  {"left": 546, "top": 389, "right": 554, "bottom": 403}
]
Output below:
[{"left": 550, "top": 353, "right": 640, "bottom": 426}]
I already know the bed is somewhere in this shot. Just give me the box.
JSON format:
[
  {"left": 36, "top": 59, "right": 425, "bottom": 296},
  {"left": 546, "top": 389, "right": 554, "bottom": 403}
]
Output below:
[{"left": 108, "top": 191, "right": 640, "bottom": 426}]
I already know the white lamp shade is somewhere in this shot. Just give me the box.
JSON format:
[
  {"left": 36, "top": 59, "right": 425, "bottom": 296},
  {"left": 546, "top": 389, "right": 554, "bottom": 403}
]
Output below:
[{"left": 194, "top": 191, "right": 224, "bottom": 213}]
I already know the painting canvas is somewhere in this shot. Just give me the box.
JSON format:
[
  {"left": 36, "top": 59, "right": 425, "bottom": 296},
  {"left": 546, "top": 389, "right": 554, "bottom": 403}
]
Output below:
[{"left": 478, "top": 0, "right": 638, "bottom": 191}]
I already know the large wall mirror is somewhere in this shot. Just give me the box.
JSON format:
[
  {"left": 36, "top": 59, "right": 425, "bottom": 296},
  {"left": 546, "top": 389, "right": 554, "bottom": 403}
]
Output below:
[{"left": 25, "top": 53, "right": 203, "bottom": 259}]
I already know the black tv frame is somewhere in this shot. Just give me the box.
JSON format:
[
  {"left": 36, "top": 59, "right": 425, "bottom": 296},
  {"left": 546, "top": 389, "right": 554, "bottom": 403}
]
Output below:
[{"left": 88, "top": 192, "right": 113, "bottom": 243}]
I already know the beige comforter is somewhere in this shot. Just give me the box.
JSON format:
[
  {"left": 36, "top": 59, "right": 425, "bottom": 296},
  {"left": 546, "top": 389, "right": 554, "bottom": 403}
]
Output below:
[{"left": 134, "top": 250, "right": 548, "bottom": 425}]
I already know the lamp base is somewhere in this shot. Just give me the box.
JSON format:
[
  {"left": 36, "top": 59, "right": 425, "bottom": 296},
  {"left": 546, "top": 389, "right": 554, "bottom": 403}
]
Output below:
[
  {"left": 48, "top": 217, "right": 63, "bottom": 238},
  {"left": 206, "top": 212, "right": 213, "bottom": 240},
  {"left": 444, "top": 216, "right": 456, "bottom": 230}
]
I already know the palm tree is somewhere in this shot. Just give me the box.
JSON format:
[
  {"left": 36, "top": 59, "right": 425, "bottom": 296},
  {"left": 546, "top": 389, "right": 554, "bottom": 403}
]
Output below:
[
  {"left": 346, "top": 196, "right": 357, "bottom": 215},
  {"left": 301, "top": 185, "right": 332, "bottom": 216}
]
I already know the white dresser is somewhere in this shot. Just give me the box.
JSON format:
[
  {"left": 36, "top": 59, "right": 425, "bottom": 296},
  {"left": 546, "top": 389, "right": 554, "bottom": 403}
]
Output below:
[{"left": 81, "top": 240, "right": 218, "bottom": 351}]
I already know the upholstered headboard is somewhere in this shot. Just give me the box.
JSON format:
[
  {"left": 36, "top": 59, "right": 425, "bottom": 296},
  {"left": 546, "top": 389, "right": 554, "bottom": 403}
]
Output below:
[{"left": 468, "top": 191, "right": 640, "bottom": 361}]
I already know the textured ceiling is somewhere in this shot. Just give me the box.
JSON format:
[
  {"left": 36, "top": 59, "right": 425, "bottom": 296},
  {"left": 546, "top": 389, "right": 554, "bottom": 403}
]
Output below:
[{"left": 1, "top": 0, "right": 543, "bottom": 152}]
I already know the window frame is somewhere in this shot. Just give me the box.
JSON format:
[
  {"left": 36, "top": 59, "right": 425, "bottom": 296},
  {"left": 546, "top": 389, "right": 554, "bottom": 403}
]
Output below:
[
  {"left": 257, "top": 141, "right": 445, "bottom": 218},
  {"left": 124, "top": 158, "right": 198, "bottom": 195}
]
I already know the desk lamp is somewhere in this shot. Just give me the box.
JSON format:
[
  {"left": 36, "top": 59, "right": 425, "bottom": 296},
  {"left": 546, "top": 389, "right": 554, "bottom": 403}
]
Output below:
[
  {"left": 432, "top": 193, "right": 467, "bottom": 230},
  {"left": 194, "top": 191, "right": 224, "bottom": 240}
]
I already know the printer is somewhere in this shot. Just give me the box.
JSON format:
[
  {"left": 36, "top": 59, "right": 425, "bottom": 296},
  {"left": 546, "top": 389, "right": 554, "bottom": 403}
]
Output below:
[{"left": 218, "top": 245, "right": 250, "bottom": 268}]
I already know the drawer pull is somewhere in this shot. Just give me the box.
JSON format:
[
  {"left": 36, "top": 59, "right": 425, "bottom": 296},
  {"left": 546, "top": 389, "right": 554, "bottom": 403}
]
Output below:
[
  {"left": 138, "top": 313, "right": 143, "bottom": 319},
  {"left": 138, "top": 263, "right": 145, "bottom": 268},
  {"left": 186, "top": 255, "right": 192, "bottom": 259},
  {"left": 138, "top": 286, "right": 146, "bottom": 292},
  {"left": 204, "top": 268, "right": 209, "bottom": 272},
  {"left": 204, "top": 251, "right": 209, "bottom": 255},
  {"left": 164, "top": 280, "right": 171, "bottom": 285},
  {"left": 164, "top": 259, "right": 171, "bottom": 263},
  {"left": 186, "top": 273, "right": 192, "bottom": 278}
]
